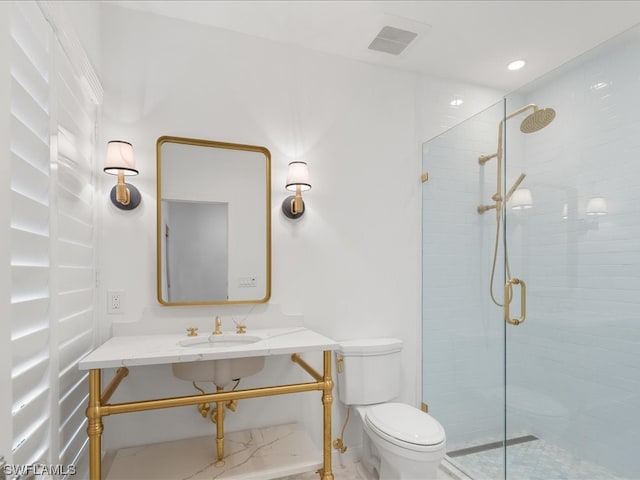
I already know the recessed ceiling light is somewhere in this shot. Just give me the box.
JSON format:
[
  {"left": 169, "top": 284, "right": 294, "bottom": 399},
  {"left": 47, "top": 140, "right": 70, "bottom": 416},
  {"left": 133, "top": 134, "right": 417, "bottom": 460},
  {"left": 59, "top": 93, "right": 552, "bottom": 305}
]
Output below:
[
  {"left": 507, "top": 60, "right": 526, "bottom": 71},
  {"left": 449, "top": 97, "right": 463, "bottom": 107}
]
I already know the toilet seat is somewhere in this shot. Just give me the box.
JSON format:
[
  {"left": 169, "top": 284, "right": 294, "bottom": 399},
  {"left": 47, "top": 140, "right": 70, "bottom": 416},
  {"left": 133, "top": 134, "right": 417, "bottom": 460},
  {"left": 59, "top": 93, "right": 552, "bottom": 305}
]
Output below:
[{"left": 365, "top": 403, "right": 445, "bottom": 452}]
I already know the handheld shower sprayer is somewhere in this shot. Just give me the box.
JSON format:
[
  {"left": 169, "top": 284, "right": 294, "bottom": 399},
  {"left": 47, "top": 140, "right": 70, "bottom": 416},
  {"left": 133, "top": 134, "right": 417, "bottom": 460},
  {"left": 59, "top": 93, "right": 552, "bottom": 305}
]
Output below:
[
  {"left": 476, "top": 103, "right": 556, "bottom": 310},
  {"left": 505, "top": 173, "right": 526, "bottom": 204}
]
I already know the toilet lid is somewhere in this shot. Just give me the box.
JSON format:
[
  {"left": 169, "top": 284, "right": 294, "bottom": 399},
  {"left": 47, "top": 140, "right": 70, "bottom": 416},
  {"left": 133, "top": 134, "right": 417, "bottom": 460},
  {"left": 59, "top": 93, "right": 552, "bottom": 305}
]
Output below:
[{"left": 365, "top": 403, "right": 445, "bottom": 446}]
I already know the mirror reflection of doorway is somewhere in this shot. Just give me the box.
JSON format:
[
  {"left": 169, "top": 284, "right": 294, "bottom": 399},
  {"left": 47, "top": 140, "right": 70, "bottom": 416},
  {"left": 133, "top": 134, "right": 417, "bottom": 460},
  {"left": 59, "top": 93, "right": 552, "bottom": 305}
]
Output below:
[{"left": 164, "top": 200, "right": 228, "bottom": 302}]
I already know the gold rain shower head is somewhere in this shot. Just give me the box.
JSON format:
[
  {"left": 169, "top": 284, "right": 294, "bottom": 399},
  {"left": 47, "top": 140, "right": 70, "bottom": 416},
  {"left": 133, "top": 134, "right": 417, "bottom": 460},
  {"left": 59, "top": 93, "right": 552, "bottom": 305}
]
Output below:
[
  {"left": 520, "top": 107, "right": 556, "bottom": 133},
  {"left": 477, "top": 104, "right": 556, "bottom": 164}
]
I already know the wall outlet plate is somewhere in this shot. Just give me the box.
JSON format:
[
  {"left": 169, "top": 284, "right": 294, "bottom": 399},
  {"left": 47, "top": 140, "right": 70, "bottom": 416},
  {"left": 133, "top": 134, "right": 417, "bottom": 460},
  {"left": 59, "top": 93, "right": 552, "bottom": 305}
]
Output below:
[{"left": 107, "top": 290, "right": 125, "bottom": 314}]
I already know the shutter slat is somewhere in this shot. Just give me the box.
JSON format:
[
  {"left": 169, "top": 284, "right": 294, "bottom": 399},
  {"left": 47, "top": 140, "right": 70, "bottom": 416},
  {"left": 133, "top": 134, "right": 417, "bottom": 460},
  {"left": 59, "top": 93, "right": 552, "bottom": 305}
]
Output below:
[
  {"left": 10, "top": 3, "right": 49, "bottom": 80},
  {"left": 11, "top": 228, "right": 48, "bottom": 266},
  {"left": 59, "top": 367, "right": 87, "bottom": 402},
  {"left": 60, "top": 425, "right": 87, "bottom": 468},
  {"left": 57, "top": 164, "right": 93, "bottom": 210},
  {"left": 12, "top": 388, "right": 49, "bottom": 452},
  {"left": 57, "top": 266, "right": 93, "bottom": 294},
  {"left": 11, "top": 358, "right": 48, "bottom": 414},
  {"left": 58, "top": 330, "right": 92, "bottom": 374},
  {"left": 11, "top": 151, "right": 49, "bottom": 203},
  {"left": 57, "top": 76, "right": 93, "bottom": 139},
  {"left": 10, "top": 112, "right": 49, "bottom": 173},
  {"left": 58, "top": 288, "right": 92, "bottom": 318},
  {"left": 58, "top": 310, "right": 92, "bottom": 346},
  {"left": 58, "top": 241, "right": 92, "bottom": 268},
  {"left": 12, "top": 416, "right": 49, "bottom": 466},
  {"left": 11, "top": 297, "right": 48, "bottom": 338},
  {"left": 11, "top": 265, "right": 49, "bottom": 304},
  {"left": 58, "top": 213, "right": 92, "bottom": 246},
  {"left": 59, "top": 381, "right": 87, "bottom": 435},
  {"left": 11, "top": 328, "right": 49, "bottom": 376},
  {"left": 10, "top": 37, "right": 48, "bottom": 109},
  {"left": 59, "top": 404, "right": 87, "bottom": 461},
  {"left": 10, "top": 77, "right": 49, "bottom": 141},
  {"left": 10, "top": 191, "right": 48, "bottom": 235}
]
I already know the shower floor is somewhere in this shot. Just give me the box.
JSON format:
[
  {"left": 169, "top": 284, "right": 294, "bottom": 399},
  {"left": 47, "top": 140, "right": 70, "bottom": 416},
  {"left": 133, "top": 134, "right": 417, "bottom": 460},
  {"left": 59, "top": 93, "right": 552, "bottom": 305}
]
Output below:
[{"left": 448, "top": 436, "right": 625, "bottom": 480}]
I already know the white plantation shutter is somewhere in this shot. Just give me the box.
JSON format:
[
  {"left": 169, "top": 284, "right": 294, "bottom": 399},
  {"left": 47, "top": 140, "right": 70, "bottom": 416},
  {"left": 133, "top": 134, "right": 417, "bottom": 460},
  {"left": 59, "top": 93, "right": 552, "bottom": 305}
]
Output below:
[
  {"left": 53, "top": 38, "right": 98, "bottom": 469},
  {"left": 9, "top": 1, "right": 52, "bottom": 467},
  {"left": 5, "top": 1, "right": 101, "bottom": 474}
]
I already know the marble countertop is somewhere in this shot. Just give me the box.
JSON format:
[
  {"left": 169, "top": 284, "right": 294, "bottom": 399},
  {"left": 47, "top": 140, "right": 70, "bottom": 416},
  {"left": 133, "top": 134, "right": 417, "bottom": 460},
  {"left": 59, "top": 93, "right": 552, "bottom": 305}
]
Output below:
[{"left": 78, "top": 327, "right": 338, "bottom": 370}]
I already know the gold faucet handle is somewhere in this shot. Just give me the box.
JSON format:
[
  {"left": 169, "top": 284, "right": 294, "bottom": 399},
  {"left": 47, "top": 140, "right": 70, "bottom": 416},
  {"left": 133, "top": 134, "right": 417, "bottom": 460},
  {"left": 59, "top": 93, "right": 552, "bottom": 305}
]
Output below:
[
  {"left": 186, "top": 327, "right": 198, "bottom": 337},
  {"left": 235, "top": 324, "right": 247, "bottom": 334},
  {"left": 213, "top": 316, "right": 223, "bottom": 335}
]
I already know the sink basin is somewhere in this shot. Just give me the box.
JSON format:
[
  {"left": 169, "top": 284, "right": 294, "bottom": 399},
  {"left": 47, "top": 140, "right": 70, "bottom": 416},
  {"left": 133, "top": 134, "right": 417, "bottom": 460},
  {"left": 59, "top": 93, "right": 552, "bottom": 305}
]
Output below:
[
  {"left": 172, "top": 334, "right": 265, "bottom": 387},
  {"left": 177, "top": 334, "right": 262, "bottom": 348}
]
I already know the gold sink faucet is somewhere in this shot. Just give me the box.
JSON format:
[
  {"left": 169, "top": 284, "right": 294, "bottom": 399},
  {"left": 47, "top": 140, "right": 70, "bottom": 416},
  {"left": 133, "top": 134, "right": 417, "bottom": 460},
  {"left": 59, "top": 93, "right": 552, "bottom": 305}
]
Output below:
[{"left": 213, "top": 316, "right": 222, "bottom": 335}]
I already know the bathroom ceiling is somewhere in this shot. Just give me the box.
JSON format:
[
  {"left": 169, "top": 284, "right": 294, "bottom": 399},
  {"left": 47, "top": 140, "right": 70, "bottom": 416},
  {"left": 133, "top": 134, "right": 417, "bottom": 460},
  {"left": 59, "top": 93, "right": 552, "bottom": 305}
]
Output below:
[{"left": 110, "top": 0, "right": 640, "bottom": 92}]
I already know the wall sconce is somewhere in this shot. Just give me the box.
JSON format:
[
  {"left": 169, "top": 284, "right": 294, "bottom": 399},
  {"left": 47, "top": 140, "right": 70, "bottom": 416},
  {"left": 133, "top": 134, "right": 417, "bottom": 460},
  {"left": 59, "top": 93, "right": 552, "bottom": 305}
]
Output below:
[
  {"left": 586, "top": 196, "right": 608, "bottom": 216},
  {"left": 510, "top": 188, "right": 533, "bottom": 210},
  {"left": 104, "top": 140, "right": 141, "bottom": 210},
  {"left": 282, "top": 161, "right": 311, "bottom": 219}
]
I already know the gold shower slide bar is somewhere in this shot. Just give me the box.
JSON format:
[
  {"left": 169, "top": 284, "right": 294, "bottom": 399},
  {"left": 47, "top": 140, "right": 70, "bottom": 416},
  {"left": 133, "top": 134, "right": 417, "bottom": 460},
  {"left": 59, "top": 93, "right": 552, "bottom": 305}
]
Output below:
[{"left": 504, "top": 278, "right": 527, "bottom": 326}]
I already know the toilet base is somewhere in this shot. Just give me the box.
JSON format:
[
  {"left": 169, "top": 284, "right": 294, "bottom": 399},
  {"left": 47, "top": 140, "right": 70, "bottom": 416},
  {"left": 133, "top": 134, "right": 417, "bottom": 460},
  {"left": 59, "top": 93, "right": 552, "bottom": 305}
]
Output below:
[
  {"left": 360, "top": 426, "right": 444, "bottom": 480},
  {"left": 353, "top": 405, "right": 445, "bottom": 480}
]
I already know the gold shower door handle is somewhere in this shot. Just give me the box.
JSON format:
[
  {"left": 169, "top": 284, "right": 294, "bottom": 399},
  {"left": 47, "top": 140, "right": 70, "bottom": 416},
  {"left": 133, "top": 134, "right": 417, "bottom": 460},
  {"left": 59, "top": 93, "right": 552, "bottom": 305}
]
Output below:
[{"left": 504, "top": 278, "right": 526, "bottom": 326}]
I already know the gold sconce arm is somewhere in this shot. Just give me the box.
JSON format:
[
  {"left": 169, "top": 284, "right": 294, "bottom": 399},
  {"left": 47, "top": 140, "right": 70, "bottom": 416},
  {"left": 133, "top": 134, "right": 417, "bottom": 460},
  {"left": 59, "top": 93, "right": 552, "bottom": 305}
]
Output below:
[
  {"left": 291, "top": 185, "right": 304, "bottom": 215},
  {"left": 504, "top": 278, "right": 526, "bottom": 325},
  {"left": 115, "top": 171, "right": 131, "bottom": 205}
]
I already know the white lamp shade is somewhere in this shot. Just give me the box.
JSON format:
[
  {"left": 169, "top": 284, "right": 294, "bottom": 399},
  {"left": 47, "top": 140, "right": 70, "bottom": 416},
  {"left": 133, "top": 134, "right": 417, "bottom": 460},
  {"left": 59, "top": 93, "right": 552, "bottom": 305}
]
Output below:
[
  {"left": 586, "top": 196, "right": 607, "bottom": 216},
  {"left": 285, "top": 161, "right": 311, "bottom": 191},
  {"left": 510, "top": 188, "right": 533, "bottom": 210},
  {"left": 104, "top": 141, "right": 138, "bottom": 175}
]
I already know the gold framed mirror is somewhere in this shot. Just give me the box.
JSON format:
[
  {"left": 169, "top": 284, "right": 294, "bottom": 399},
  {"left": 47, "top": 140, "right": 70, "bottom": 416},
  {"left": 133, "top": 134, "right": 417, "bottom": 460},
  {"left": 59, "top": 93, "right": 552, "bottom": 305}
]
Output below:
[{"left": 156, "top": 136, "right": 271, "bottom": 305}]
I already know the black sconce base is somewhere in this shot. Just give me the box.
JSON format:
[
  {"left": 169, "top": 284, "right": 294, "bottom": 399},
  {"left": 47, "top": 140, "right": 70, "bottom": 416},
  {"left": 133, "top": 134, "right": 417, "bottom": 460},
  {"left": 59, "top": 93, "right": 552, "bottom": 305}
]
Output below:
[
  {"left": 282, "top": 195, "right": 305, "bottom": 219},
  {"left": 110, "top": 183, "right": 141, "bottom": 210}
]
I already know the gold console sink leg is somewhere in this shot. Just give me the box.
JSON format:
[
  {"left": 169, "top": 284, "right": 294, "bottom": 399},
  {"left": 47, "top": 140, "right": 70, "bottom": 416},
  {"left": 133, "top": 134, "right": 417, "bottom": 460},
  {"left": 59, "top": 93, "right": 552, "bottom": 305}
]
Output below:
[{"left": 215, "top": 386, "right": 225, "bottom": 466}]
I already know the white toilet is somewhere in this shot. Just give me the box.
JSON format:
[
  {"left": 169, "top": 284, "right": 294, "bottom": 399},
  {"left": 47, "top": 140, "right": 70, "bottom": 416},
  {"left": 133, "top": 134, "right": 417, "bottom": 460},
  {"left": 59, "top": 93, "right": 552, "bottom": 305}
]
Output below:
[{"left": 336, "top": 338, "right": 446, "bottom": 480}]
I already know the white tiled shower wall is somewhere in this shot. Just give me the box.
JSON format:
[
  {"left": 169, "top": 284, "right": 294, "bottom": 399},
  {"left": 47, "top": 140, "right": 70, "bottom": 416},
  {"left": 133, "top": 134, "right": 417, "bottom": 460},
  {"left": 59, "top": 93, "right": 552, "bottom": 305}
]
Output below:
[
  {"left": 505, "top": 27, "right": 640, "bottom": 478},
  {"left": 423, "top": 25, "right": 640, "bottom": 478}
]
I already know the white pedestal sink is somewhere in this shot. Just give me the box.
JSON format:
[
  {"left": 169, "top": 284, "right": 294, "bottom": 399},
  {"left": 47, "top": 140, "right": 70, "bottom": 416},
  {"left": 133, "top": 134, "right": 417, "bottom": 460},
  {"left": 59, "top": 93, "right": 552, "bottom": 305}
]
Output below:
[{"left": 172, "top": 334, "right": 265, "bottom": 387}]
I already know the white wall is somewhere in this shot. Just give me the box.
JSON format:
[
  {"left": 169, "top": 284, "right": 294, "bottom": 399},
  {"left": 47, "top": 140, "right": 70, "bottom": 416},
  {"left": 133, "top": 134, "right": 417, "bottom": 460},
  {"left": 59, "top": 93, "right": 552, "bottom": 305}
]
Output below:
[{"left": 96, "top": 3, "right": 503, "bottom": 453}]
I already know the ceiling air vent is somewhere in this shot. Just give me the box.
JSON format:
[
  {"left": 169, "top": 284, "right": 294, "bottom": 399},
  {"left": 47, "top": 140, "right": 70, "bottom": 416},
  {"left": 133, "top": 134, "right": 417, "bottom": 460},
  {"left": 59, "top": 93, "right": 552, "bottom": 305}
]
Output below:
[{"left": 368, "top": 26, "right": 418, "bottom": 55}]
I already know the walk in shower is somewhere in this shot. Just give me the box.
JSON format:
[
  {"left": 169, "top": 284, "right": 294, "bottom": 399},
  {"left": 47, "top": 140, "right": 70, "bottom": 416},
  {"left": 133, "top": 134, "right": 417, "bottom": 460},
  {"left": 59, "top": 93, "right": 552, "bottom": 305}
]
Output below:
[{"left": 422, "top": 24, "right": 640, "bottom": 480}]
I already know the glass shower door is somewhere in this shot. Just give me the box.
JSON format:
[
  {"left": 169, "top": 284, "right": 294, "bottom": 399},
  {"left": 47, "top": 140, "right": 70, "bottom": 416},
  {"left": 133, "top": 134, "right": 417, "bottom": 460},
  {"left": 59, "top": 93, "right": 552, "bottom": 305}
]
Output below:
[{"left": 421, "top": 99, "right": 508, "bottom": 480}]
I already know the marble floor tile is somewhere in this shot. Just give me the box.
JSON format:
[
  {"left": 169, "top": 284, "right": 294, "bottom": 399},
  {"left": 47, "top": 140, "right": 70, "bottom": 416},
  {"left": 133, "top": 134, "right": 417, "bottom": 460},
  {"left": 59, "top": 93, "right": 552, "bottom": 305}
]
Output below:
[
  {"left": 450, "top": 438, "right": 624, "bottom": 480},
  {"left": 106, "top": 423, "right": 322, "bottom": 480},
  {"left": 106, "top": 422, "right": 463, "bottom": 480}
]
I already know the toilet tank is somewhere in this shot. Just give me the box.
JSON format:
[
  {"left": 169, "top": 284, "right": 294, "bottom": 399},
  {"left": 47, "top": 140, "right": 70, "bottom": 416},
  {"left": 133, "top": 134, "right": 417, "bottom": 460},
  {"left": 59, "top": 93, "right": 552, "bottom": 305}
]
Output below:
[{"left": 336, "top": 338, "right": 403, "bottom": 405}]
